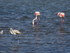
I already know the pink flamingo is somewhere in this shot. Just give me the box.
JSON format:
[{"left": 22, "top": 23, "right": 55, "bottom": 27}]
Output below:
[
  {"left": 57, "top": 12, "right": 65, "bottom": 23},
  {"left": 32, "top": 11, "right": 40, "bottom": 26}
]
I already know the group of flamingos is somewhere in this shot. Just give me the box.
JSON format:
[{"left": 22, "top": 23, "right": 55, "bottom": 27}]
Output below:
[
  {"left": 0, "top": 11, "right": 65, "bottom": 35},
  {"left": 32, "top": 11, "right": 65, "bottom": 25}
]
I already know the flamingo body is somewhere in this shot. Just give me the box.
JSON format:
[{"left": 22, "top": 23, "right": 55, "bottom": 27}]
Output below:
[
  {"left": 57, "top": 12, "right": 65, "bottom": 23},
  {"left": 57, "top": 12, "right": 65, "bottom": 18},
  {"left": 32, "top": 11, "right": 40, "bottom": 25}
]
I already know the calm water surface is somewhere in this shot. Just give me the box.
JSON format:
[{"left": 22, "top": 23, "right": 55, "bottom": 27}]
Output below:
[{"left": 0, "top": 0, "right": 70, "bottom": 53}]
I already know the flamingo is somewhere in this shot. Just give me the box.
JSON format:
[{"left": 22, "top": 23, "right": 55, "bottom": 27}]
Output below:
[
  {"left": 32, "top": 11, "right": 40, "bottom": 26},
  {"left": 10, "top": 28, "right": 21, "bottom": 35},
  {"left": 57, "top": 12, "right": 65, "bottom": 23}
]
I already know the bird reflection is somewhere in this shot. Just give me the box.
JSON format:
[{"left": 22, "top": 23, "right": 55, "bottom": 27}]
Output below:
[
  {"left": 10, "top": 46, "right": 20, "bottom": 53},
  {"left": 59, "top": 26, "right": 66, "bottom": 34}
]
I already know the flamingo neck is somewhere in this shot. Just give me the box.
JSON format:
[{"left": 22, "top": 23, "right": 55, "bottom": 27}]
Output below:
[{"left": 35, "top": 15, "right": 38, "bottom": 19}]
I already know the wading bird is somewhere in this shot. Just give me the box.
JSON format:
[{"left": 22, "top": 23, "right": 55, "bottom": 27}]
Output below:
[
  {"left": 10, "top": 28, "right": 21, "bottom": 35},
  {"left": 32, "top": 11, "right": 40, "bottom": 26},
  {"left": 57, "top": 12, "right": 65, "bottom": 23}
]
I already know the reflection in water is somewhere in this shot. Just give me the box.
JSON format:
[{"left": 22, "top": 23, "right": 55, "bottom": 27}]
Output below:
[
  {"left": 10, "top": 46, "right": 20, "bottom": 53},
  {"left": 9, "top": 37, "right": 20, "bottom": 53},
  {"left": 32, "top": 25, "right": 40, "bottom": 39},
  {"left": 32, "top": 25, "right": 42, "bottom": 49},
  {"left": 32, "top": 25, "right": 40, "bottom": 31},
  {"left": 60, "top": 27, "right": 65, "bottom": 33},
  {"left": 59, "top": 25, "right": 66, "bottom": 34}
]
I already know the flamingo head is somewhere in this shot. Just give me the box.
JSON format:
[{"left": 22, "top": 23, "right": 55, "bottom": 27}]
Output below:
[{"left": 57, "top": 12, "right": 61, "bottom": 16}]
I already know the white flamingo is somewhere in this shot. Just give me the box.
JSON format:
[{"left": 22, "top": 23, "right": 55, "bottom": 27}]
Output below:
[{"left": 10, "top": 28, "right": 21, "bottom": 35}]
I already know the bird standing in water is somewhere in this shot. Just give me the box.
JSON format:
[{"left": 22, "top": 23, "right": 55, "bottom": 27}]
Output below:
[
  {"left": 10, "top": 28, "right": 21, "bottom": 35},
  {"left": 57, "top": 12, "right": 65, "bottom": 23},
  {"left": 32, "top": 11, "right": 40, "bottom": 26}
]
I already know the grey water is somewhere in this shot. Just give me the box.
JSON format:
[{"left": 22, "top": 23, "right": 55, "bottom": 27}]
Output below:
[{"left": 0, "top": 0, "right": 70, "bottom": 53}]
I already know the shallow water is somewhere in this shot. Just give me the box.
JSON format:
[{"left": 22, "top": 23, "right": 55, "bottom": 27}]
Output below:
[{"left": 0, "top": 0, "right": 70, "bottom": 53}]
